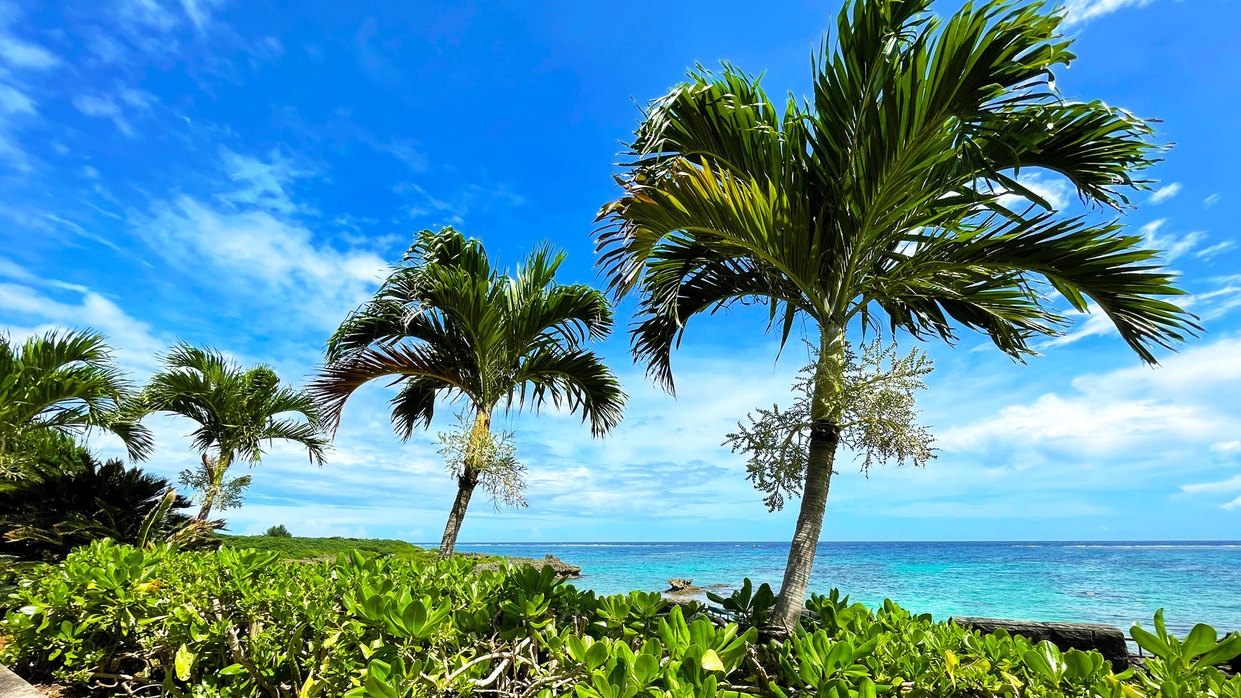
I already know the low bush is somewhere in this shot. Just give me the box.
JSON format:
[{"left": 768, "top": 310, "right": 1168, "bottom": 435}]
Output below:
[{"left": 2, "top": 540, "right": 1239, "bottom": 697}]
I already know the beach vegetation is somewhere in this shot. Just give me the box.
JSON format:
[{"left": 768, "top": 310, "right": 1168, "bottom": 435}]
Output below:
[
  {"left": 0, "top": 330, "right": 151, "bottom": 478},
  {"left": 595, "top": 0, "right": 1199, "bottom": 632},
  {"left": 4, "top": 545, "right": 1240, "bottom": 697},
  {"left": 0, "top": 446, "right": 193, "bottom": 561},
  {"left": 141, "top": 343, "right": 329, "bottom": 521},
  {"left": 264, "top": 524, "right": 291, "bottom": 537},
  {"left": 312, "top": 227, "right": 626, "bottom": 558}
]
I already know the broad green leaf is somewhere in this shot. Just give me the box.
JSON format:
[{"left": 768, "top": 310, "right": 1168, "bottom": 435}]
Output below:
[
  {"left": 174, "top": 643, "right": 195, "bottom": 681},
  {"left": 1182, "top": 623, "right": 1218, "bottom": 659},
  {"left": 701, "top": 648, "right": 725, "bottom": 673}
]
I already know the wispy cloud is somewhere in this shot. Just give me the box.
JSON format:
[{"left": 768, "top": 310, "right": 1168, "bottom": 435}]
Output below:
[
  {"left": 1204, "top": 194, "right": 1221, "bottom": 208},
  {"left": 132, "top": 150, "right": 389, "bottom": 331},
  {"left": 1140, "top": 219, "right": 1204, "bottom": 262},
  {"left": 1198, "top": 241, "right": 1236, "bottom": 261},
  {"left": 0, "top": 3, "right": 60, "bottom": 69},
  {"left": 0, "top": 267, "right": 166, "bottom": 373},
  {"left": 1149, "top": 182, "right": 1181, "bottom": 204},
  {"left": 1061, "top": 0, "right": 1153, "bottom": 26}
]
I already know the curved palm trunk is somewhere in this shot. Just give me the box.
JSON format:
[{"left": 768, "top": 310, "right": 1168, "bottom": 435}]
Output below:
[
  {"left": 437, "top": 410, "right": 490, "bottom": 559},
  {"left": 770, "top": 324, "right": 846, "bottom": 634},
  {"left": 196, "top": 452, "right": 228, "bottom": 522}
]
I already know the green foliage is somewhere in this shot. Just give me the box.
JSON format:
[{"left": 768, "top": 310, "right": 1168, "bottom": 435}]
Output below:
[
  {"left": 1130, "top": 609, "right": 1241, "bottom": 698},
  {"left": 0, "top": 446, "right": 194, "bottom": 561},
  {"left": 0, "top": 330, "right": 151, "bottom": 476},
  {"left": 313, "top": 227, "right": 627, "bottom": 556},
  {"left": 264, "top": 524, "right": 291, "bottom": 538},
  {"left": 141, "top": 343, "right": 328, "bottom": 520},
  {"left": 707, "top": 578, "right": 777, "bottom": 628},
  {"left": 215, "top": 534, "right": 440, "bottom": 562},
  {"left": 7, "top": 544, "right": 1233, "bottom": 698}
]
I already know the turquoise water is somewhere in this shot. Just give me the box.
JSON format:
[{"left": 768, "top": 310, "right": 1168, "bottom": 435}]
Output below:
[{"left": 455, "top": 541, "right": 1241, "bottom": 635}]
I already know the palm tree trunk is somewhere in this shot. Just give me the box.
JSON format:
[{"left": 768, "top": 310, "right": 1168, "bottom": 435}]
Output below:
[
  {"left": 438, "top": 466, "right": 479, "bottom": 558},
  {"left": 437, "top": 410, "right": 491, "bottom": 559},
  {"left": 196, "top": 452, "right": 226, "bottom": 522},
  {"left": 770, "top": 323, "right": 846, "bottom": 634}
]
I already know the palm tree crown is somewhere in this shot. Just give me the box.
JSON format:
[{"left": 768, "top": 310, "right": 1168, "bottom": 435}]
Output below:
[
  {"left": 0, "top": 330, "right": 151, "bottom": 475},
  {"left": 315, "top": 227, "right": 626, "bottom": 437},
  {"left": 596, "top": 0, "right": 1198, "bottom": 632},
  {"left": 313, "top": 227, "right": 626, "bottom": 556},
  {"left": 598, "top": 0, "right": 1198, "bottom": 390},
  {"left": 142, "top": 344, "right": 328, "bottom": 520}
]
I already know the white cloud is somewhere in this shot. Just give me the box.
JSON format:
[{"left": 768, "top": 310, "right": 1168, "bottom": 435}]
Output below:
[
  {"left": 0, "top": 83, "right": 35, "bottom": 114},
  {"left": 997, "top": 172, "right": 1072, "bottom": 211},
  {"left": 1214, "top": 441, "right": 1241, "bottom": 454},
  {"left": 1197, "top": 241, "right": 1236, "bottom": 261},
  {"left": 0, "top": 82, "right": 36, "bottom": 171},
  {"left": 137, "top": 196, "right": 386, "bottom": 330},
  {"left": 1140, "top": 219, "right": 1203, "bottom": 262},
  {"left": 0, "top": 4, "right": 60, "bottom": 69},
  {"left": 73, "top": 94, "right": 134, "bottom": 136},
  {"left": 1180, "top": 474, "right": 1241, "bottom": 495},
  {"left": 131, "top": 150, "right": 389, "bottom": 332},
  {"left": 1042, "top": 303, "right": 1116, "bottom": 349},
  {"left": 1149, "top": 182, "right": 1181, "bottom": 204},
  {"left": 218, "top": 148, "right": 311, "bottom": 215},
  {"left": 1225, "top": 496, "right": 1241, "bottom": 511},
  {"left": 0, "top": 278, "right": 166, "bottom": 373},
  {"left": 1204, "top": 194, "right": 1221, "bottom": 208},
  {"left": 178, "top": 0, "right": 223, "bottom": 32},
  {"left": 1062, "top": 0, "right": 1153, "bottom": 26},
  {"left": 119, "top": 0, "right": 181, "bottom": 32},
  {"left": 947, "top": 337, "right": 1241, "bottom": 462}
]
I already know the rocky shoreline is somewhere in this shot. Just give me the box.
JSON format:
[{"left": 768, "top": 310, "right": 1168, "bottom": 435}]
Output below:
[{"left": 473, "top": 553, "right": 581, "bottom": 578}]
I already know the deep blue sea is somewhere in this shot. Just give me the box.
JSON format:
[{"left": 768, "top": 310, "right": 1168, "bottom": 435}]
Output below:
[{"left": 454, "top": 541, "right": 1241, "bottom": 635}]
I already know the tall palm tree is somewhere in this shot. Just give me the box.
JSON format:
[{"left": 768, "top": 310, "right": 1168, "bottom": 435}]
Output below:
[
  {"left": 312, "top": 227, "right": 626, "bottom": 558},
  {"left": 596, "top": 0, "right": 1200, "bottom": 633},
  {"left": 142, "top": 344, "right": 329, "bottom": 521},
  {"left": 0, "top": 330, "right": 151, "bottom": 477}
]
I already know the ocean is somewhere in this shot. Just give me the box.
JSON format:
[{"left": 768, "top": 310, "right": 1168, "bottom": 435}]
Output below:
[{"left": 454, "top": 541, "right": 1241, "bottom": 635}]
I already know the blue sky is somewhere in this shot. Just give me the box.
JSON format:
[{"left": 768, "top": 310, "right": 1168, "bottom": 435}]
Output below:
[{"left": 2, "top": 0, "right": 1239, "bottom": 543}]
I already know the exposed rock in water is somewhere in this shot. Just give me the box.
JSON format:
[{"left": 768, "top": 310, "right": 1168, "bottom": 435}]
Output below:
[
  {"left": 474, "top": 554, "right": 581, "bottom": 578},
  {"left": 951, "top": 617, "right": 1130, "bottom": 670},
  {"left": 667, "top": 578, "right": 694, "bottom": 592}
]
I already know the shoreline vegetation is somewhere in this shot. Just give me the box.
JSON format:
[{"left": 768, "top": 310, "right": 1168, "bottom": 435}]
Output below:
[{"left": 2, "top": 540, "right": 1239, "bottom": 697}]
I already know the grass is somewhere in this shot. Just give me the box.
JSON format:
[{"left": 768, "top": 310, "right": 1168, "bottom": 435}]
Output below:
[{"left": 214, "top": 534, "right": 442, "bottom": 563}]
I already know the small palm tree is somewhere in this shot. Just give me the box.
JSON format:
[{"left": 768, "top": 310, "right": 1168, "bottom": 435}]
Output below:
[
  {"left": 596, "top": 0, "right": 1200, "bottom": 632},
  {"left": 313, "top": 227, "right": 626, "bottom": 558},
  {"left": 0, "top": 330, "right": 151, "bottom": 476},
  {"left": 142, "top": 344, "right": 329, "bottom": 521}
]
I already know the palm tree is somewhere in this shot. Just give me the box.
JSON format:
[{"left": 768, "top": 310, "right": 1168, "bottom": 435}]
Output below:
[
  {"left": 142, "top": 344, "right": 329, "bottom": 521},
  {"left": 312, "top": 227, "right": 626, "bottom": 558},
  {"left": 0, "top": 330, "right": 151, "bottom": 477},
  {"left": 595, "top": 0, "right": 1199, "bottom": 633}
]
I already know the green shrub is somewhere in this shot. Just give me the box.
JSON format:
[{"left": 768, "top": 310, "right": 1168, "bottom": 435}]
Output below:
[
  {"left": 4, "top": 544, "right": 1239, "bottom": 698},
  {"left": 0, "top": 447, "right": 193, "bottom": 561},
  {"left": 263, "top": 524, "right": 291, "bottom": 538}
]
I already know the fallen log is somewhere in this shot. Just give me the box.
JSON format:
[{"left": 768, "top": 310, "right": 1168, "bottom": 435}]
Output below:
[{"left": 950, "top": 617, "right": 1130, "bottom": 670}]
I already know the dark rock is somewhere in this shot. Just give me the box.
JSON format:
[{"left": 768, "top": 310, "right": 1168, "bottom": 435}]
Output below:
[
  {"left": 667, "top": 578, "right": 694, "bottom": 592},
  {"left": 474, "top": 554, "right": 581, "bottom": 579},
  {"left": 951, "top": 617, "right": 1129, "bottom": 670}
]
